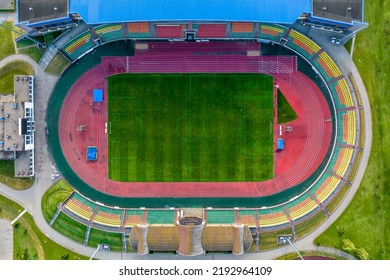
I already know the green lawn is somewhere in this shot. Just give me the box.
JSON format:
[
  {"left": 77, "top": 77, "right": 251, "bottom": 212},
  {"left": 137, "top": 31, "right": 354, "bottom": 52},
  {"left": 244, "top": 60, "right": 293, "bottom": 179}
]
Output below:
[
  {"left": 18, "top": 46, "right": 45, "bottom": 63},
  {"left": 0, "top": 22, "right": 15, "bottom": 60},
  {"left": 44, "top": 31, "right": 62, "bottom": 46},
  {"left": 52, "top": 212, "right": 88, "bottom": 245},
  {"left": 16, "top": 39, "right": 35, "bottom": 49},
  {"left": 41, "top": 179, "right": 73, "bottom": 223},
  {"left": 315, "top": 0, "right": 390, "bottom": 259},
  {"left": 87, "top": 228, "right": 124, "bottom": 252},
  {"left": 0, "top": 160, "right": 34, "bottom": 190},
  {"left": 277, "top": 88, "right": 298, "bottom": 124},
  {"left": 108, "top": 73, "right": 274, "bottom": 182}
]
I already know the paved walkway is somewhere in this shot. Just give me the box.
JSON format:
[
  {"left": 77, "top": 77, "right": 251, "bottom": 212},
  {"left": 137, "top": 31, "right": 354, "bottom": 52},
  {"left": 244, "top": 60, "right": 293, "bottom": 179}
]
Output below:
[
  {"left": 0, "top": 27, "right": 371, "bottom": 260},
  {"left": 0, "top": 219, "right": 13, "bottom": 260}
]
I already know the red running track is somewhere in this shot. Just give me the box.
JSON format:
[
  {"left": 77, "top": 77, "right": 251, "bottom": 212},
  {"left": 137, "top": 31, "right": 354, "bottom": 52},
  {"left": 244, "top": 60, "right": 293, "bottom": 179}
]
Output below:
[{"left": 58, "top": 44, "right": 331, "bottom": 198}]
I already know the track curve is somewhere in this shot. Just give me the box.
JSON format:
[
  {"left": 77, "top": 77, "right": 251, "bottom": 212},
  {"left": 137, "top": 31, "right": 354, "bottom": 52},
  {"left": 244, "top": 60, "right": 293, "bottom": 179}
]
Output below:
[{"left": 58, "top": 53, "right": 332, "bottom": 198}]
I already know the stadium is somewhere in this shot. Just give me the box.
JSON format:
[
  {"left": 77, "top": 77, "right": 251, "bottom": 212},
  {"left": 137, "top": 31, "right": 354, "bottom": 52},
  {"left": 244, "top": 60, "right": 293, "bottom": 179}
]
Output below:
[{"left": 12, "top": 0, "right": 369, "bottom": 257}]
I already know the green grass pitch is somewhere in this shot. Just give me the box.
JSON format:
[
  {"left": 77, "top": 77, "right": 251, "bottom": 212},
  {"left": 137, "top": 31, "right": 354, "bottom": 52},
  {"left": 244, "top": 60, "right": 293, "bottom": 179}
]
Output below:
[{"left": 108, "top": 73, "right": 274, "bottom": 182}]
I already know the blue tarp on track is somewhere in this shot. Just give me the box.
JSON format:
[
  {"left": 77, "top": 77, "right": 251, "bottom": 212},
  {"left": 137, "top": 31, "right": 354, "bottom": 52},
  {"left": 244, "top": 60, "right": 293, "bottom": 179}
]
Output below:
[
  {"left": 70, "top": 0, "right": 312, "bottom": 24},
  {"left": 93, "top": 89, "right": 103, "bottom": 103},
  {"left": 87, "top": 146, "right": 98, "bottom": 161}
]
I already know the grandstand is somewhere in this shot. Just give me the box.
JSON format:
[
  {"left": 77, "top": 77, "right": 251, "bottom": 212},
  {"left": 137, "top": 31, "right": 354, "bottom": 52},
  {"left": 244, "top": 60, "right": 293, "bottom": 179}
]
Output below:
[
  {"left": 287, "top": 29, "right": 322, "bottom": 60},
  {"left": 23, "top": 0, "right": 366, "bottom": 256},
  {"left": 61, "top": 30, "right": 96, "bottom": 61},
  {"left": 94, "top": 24, "right": 123, "bottom": 43},
  {"left": 258, "top": 206, "right": 290, "bottom": 229},
  {"left": 126, "top": 22, "right": 151, "bottom": 38}
]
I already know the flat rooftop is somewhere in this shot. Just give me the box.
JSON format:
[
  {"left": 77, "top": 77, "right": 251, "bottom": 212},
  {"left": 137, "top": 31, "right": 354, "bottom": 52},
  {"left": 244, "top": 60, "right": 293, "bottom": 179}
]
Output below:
[
  {"left": 18, "top": 0, "right": 68, "bottom": 23},
  {"left": 313, "top": 0, "right": 363, "bottom": 23}
]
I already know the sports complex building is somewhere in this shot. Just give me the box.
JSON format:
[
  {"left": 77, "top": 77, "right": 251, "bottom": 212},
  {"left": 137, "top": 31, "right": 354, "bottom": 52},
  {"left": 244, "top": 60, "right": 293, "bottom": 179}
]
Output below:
[{"left": 14, "top": 0, "right": 368, "bottom": 256}]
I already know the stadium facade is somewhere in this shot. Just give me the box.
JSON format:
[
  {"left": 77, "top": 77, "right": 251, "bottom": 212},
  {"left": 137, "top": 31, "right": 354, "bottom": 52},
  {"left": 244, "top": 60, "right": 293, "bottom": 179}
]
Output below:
[{"left": 16, "top": 0, "right": 367, "bottom": 43}]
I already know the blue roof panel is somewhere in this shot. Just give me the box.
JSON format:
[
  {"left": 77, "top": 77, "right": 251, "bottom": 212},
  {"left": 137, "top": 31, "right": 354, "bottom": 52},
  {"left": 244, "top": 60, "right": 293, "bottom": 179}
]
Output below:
[
  {"left": 70, "top": 0, "right": 312, "bottom": 24},
  {"left": 93, "top": 89, "right": 103, "bottom": 103},
  {"left": 87, "top": 147, "right": 97, "bottom": 161}
]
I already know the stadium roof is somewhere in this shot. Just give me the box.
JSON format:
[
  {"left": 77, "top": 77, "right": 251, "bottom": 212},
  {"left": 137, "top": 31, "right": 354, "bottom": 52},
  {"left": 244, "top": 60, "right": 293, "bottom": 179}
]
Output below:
[{"left": 69, "top": 0, "right": 312, "bottom": 24}]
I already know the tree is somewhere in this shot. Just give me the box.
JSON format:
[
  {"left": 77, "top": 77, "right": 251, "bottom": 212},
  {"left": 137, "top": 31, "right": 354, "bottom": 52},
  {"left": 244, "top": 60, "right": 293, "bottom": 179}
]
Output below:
[
  {"left": 341, "top": 238, "right": 356, "bottom": 254},
  {"left": 355, "top": 248, "right": 370, "bottom": 260}
]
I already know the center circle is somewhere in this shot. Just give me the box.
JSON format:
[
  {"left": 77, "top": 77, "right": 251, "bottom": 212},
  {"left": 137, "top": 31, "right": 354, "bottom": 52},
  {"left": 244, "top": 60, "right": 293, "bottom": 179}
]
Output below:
[{"left": 176, "top": 113, "right": 206, "bottom": 142}]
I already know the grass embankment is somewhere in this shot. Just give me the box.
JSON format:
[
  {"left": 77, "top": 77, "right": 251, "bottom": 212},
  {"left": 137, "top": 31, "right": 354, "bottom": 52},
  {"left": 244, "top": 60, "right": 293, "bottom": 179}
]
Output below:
[
  {"left": 11, "top": 27, "right": 45, "bottom": 63},
  {"left": 15, "top": 31, "right": 62, "bottom": 63},
  {"left": 0, "top": 22, "right": 15, "bottom": 60},
  {"left": 315, "top": 0, "right": 390, "bottom": 260},
  {"left": 44, "top": 31, "right": 62, "bottom": 46},
  {"left": 45, "top": 52, "right": 70, "bottom": 75},
  {"left": 41, "top": 179, "right": 73, "bottom": 222},
  {"left": 276, "top": 251, "right": 345, "bottom": 260},
  {"left": 42, "top": 180, "right": 87, "bottom": 244},
  {"left": 18, "top": 47, "right": 45, "bottom": 63},
  {"left": 0, "top": 194, "right": 87, "bottom": 259},
  {"left": 277, "top": 89, "right": 298, "bottom": 124}
]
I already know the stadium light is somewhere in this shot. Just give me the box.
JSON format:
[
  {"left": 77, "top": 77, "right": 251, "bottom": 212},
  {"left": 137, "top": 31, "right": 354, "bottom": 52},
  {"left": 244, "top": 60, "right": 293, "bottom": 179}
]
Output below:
[
  {"left": 90, "top": 244, "right": 102, "bottom": 260},
  {"left": 285, "top": 237, "right": 304, "bottom": 260}
]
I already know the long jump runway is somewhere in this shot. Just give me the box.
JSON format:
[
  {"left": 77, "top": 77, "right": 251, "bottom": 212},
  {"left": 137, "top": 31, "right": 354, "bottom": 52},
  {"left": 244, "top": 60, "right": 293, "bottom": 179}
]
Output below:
[{"left": 58, "top": 44, "right": 332, "bottom": 198}]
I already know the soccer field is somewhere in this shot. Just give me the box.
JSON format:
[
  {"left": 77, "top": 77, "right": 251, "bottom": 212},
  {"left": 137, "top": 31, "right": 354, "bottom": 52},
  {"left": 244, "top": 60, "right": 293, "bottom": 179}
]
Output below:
[{"left": 108, "top": 74, "right": 274, "bottom": 182}]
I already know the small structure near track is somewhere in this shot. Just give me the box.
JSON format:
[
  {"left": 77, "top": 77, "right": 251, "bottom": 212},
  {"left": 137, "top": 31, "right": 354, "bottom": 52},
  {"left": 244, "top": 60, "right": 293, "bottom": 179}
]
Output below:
[{"left": 87, "top": 146, "right": 98, "bottom": 161}]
